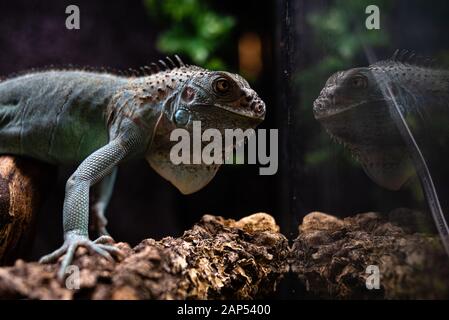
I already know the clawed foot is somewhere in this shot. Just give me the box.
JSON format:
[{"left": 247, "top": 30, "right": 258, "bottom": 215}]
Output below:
[{"left": 39, "top": 232, "right": 123, "bottom": 281}]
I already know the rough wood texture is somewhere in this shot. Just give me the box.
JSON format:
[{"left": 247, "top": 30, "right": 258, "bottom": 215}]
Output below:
[
  {"left": 0, "top": 156, "right": 55, "bottom": 265},
  {"left": 0, "top": 201, "right": 448, "bottom": 299},
  {"left": 0, "top": 213, "right": 289, "bottom": 299},
  {"left": 291, "top": 210, "right": 449, "bottom": 299}
]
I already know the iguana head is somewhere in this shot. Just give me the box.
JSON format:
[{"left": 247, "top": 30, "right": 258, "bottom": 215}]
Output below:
[
  {"left": 313, "top": 62, "right": 415, "bottom": 190},
  {"left": 144, "top": 59, "right": 266, "bottom": 194}
]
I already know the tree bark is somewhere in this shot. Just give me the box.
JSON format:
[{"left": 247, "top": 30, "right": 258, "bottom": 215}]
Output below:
[
  {"left": 0, "top": 213, "right": 289, "bottom": 299},
  {"left": 291, "top": 210, "right": 449, "bottom": 299},
  {"left": 0, "top": 156, "right": 55, "bottom": 265}
]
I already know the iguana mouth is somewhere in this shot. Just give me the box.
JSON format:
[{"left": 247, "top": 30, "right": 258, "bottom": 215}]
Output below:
[
  {"left": 204, "top": 103, "right": 266, "bottom": 121},
  {"left": 313, "top": 99, "right": 386, "bottom": 120}
]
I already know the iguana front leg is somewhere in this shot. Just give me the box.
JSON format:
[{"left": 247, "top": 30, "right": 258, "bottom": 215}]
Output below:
[
  {"left": 39, "top": 127, "right": 144, "bottom": 280},
  {"left": 91, "top": 168, "right": 117, "bottom": 236}
]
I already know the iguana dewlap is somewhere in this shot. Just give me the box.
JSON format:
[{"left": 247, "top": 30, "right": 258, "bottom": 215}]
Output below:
[{"left": 0, "top": 56, "right": 266, "bottom": 279}]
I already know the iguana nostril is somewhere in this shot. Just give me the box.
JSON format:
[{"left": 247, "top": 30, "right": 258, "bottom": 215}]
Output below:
[{"left": 254, "top": 103, "right": 265, "bottom": 114}]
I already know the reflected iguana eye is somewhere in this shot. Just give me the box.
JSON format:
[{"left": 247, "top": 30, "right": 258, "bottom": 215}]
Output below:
[
  {"left": 213, "top": 78, "right": 230, "bottom": 94},
  {"left": 349, "top": 75, "right": 368, "bottom": 89}
]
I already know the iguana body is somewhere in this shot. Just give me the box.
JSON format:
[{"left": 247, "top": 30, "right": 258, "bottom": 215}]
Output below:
[
  {"left": 0, "top": 71, "right": 120, "bottom": 163},
  {"left": 0, "top": 57, "right": 266, "bottom": 278},
  {"left": 313, "top": 50, "right": 449, "bottom": 255}
]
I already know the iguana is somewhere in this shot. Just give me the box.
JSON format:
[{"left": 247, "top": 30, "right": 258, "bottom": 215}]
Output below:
[
  {"left": 0, "top": 56, "right": 266, "bottom": 279},
  {"left": 313, "top": 50, "right": 449, "bottom": 255}
]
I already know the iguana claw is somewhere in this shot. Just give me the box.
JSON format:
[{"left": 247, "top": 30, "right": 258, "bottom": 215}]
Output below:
[{"left": 39, "top": 232, "right": 123, "bottom": 281}]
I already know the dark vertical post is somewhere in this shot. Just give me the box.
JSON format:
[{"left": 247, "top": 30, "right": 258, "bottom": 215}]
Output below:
[
  {"left": 275, "top": 0, "right": 309, "bottom": 299},
  {"left": 276, "top": 0, "right": 306, "bottom": 238}
]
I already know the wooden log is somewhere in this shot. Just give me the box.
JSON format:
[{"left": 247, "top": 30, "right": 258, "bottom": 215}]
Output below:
[
  {"left": 0, "top": 208, "right": 447, "bottom": 299},
  {"left": 0, "top": 156, "right": 55, "bottom": 265},
  {"left": 291, "top": 210, "right": 449, "bottom": 299},
  {"left": 0, "top": 213, "right": 289, "bottom": 299}
]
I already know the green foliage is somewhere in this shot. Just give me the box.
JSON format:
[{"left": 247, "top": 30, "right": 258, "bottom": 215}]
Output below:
[
  {"left": 144, "top": 0, "right": 235, "bottom": 69},
  {"left": 308, "top": 0, "right": 390, "bottom": 60}
]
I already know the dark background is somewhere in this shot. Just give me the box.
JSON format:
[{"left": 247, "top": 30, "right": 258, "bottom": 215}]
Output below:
[{"left": 0, "top": 0, "right": 448, "bottom": 268}]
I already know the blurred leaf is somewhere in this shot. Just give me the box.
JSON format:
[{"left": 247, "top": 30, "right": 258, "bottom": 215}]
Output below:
[{"left": 144, "top": 0, "right": 235, "bottom": 68}]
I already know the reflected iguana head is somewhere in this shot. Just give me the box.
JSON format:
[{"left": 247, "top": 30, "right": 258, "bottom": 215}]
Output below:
[{"left": 312, "top": 53, "right": 431, "bottom": 191}]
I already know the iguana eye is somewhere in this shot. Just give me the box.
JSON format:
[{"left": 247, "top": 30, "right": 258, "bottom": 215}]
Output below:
[
  {"left": 349, "top": 75, "right": 368, "bottom": 89},
  {"left": 213, "top": 78, "right": 230, "bottom": 94}
]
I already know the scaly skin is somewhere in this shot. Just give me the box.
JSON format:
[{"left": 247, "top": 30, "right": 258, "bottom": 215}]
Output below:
[
  {"left": 0, "top": 57, "right": 266, "bottom": 279},
  {"left": 313, "top": 50, "right": 449, "bottom": 255}
]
